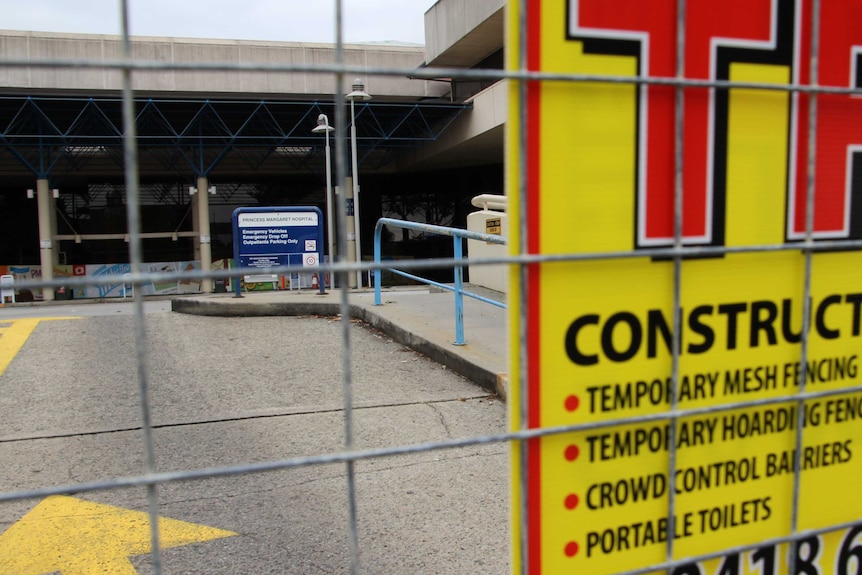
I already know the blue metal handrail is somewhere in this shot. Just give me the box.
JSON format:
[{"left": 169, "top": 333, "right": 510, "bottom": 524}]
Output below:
[{"left": 373, "top": 217, "right": 507, "bottom": 345}]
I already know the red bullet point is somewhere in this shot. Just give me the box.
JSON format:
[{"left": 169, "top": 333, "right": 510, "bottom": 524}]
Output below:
[
  {"left": 565, "top": 395, "right": 580, "bottom": 412},
  {"left": 565, "top": 494, "right": 579, "bottom": 510},
  {"left": 565, "top": 541, "right": 579, "bottom": 557},
  {"left": 564, "top": 445, "right": 579, "bottom": 461}
]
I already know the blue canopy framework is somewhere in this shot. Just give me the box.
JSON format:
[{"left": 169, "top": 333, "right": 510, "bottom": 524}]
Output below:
[
  {"left": 0, "top": 95, "right": 472, "bottom": 269},
  {"left": 0, "top": 96, "right": 470, "bottom": 183}
]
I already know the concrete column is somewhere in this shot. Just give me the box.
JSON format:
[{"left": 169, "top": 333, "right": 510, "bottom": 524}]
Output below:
[
  {"left": 191, "top": 186, "right": 201, "bottom": 262},
  {"left": 36, "top": 179, "right": 54, "bottom": 301},
  {"left": 344, "top": 177, "right": 357, "bottom": 288},
  {"left": 49, "top": 190, "right": 60, "bottom": 266},
  {"left": 196, "top": 176, "right": 213, "bottom": 293}
]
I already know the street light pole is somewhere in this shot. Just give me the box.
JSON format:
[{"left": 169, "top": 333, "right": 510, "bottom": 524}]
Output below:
[
  {"left": 346, "top": 79, "right": 371, "bottom": 289},
  {"left": 312, "top": 113, "right": 335, "bottom": 283}
]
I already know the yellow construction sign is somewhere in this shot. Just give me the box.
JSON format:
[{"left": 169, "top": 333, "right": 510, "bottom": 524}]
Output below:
[{"left": 508, "top": 1, "right": 862, "bottom": 574}]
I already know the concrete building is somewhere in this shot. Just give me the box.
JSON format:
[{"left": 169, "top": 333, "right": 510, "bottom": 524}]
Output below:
[{"left": 0, "top": 0, "right": 505, "bottom": 298}]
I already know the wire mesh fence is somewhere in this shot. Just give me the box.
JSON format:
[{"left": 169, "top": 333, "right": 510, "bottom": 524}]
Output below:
[{"left": 2, "top": 0, "right": 862, "bottom": 574}]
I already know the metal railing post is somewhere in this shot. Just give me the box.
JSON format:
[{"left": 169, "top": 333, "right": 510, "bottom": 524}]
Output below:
[
  {"left": 373, "top": 221, "right": 383, "bottom": 305},
  {"left": 453, "top": 236, "right": 465, "bottom": 345}
]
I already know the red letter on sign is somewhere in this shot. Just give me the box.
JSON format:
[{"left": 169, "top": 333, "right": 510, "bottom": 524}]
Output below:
[
  {"left": 789, "top": 1, "right": 862, "bottom": 240},
  {"left": 570, "top": 0, "right": 791, "bottom": 247}
]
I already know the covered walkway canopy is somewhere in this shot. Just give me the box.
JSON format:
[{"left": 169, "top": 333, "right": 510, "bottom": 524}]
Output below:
[
  {"left": 0, "top": 95, "right": 470, "bottom": 179},
  {"left": 0, "top": 94, "right": 474, "bottom": 296}
]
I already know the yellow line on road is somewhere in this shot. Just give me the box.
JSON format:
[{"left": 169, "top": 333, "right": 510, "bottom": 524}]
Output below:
[{"left": 0, "top": 318, "right": 80, "bottom": 377}]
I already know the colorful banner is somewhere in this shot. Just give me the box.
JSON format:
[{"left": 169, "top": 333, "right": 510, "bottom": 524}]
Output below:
[
  {"left": 0, "top": 262, "right": 206, "bottom": 299},
  {"left": 0, "top": 265, "right": 73, "bottom": 300}
]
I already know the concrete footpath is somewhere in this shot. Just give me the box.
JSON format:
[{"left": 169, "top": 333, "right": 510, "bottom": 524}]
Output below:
[{"left": 172, "top": 284, "right": 510, "bottom": 399}]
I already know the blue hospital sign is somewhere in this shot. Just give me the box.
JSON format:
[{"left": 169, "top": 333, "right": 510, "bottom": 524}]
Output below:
[{"left": 232, "top": 206, "right": 323, "bottom": 271}]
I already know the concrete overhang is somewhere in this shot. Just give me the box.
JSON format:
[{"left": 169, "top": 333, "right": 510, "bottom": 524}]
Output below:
[
  {"left": 0, "top": 30, "right": 449, "bottom": 101},
  {"left": 423, "top": 0, "right": 505, "bottom": 68},
  {"left": 397, "top": 79, "right": 506, "bottom": 171}
]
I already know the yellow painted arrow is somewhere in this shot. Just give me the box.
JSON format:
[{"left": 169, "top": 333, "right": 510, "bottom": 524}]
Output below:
[{"left": 0, "top": 495, "right": 238, "bottom": 575}]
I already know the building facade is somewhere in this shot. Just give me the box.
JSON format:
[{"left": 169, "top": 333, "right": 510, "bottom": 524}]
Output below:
[{"left": 0, "top": 0, "right": 505, "bottom": 297}]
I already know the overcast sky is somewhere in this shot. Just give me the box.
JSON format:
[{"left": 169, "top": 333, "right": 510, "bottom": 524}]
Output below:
[{"left": 0, "top": 0, "right": 438, "bottom": 45}]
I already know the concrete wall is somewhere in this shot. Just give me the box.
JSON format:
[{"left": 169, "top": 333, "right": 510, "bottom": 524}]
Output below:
[
  {"left": 424, "top": 0, "right": 505, "bottom": 67},
  {"left": 0, "top": 30, "right": 449, "bottom": 99}
]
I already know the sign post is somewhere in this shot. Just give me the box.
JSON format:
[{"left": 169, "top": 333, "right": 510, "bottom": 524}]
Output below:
[
  {"left": 231, "top": 207, "right": 325, "bottom": 297},
  {"left": 508, "top": 1, "right": 862, "bottom": 574}
]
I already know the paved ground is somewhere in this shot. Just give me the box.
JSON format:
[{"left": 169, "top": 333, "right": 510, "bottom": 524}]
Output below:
[
  {"left": 172, "top": 285, "right": 510, "bottom": 399},
  {"left": 0, "top": 286, "right": 511, "bottom": 574}
]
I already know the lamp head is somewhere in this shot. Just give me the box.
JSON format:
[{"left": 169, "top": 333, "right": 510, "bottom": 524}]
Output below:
[
  {"left": 346, "top": 79, "right": 371, "bottom": 101},
  {"left": 312, "top": 113, "right": 334, "bottom": 133}
]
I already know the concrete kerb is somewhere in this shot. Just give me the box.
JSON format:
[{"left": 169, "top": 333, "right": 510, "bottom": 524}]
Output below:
[
  {"left": 351, "top": 305, "right": 502, "bottom": 396},
  {"left": 170, "top": 292, "right": 507, "bottom": 399},
  {"left": 170, "top": 296, "right": 342, "bottom": 319}
]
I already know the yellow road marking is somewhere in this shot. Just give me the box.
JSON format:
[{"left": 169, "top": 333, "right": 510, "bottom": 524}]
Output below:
[
  {"left": 0, "top": 318, "right": 80, "bottom": 376},
  {"left": 0, "top": 495, "right": 238, "bottom": 575}
]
